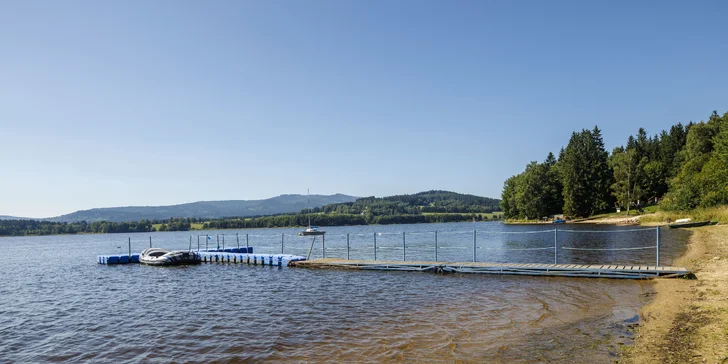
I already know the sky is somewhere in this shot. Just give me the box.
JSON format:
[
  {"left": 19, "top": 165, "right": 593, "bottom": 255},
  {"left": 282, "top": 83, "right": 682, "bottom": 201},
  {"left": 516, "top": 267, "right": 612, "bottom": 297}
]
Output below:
[{"left": 1, "top": 0, "right": 727, "bottom": 217}]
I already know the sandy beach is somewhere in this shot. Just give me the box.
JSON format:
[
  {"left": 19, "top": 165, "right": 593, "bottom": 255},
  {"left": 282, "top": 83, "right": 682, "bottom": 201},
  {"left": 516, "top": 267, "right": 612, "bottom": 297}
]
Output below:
[{"left": 626, "top": 225, "right": 728, "bottom": 363}]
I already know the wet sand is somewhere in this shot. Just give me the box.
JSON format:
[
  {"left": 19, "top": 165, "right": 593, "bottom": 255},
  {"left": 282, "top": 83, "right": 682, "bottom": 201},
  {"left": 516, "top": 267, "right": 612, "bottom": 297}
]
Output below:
[{"left": 627, "top": 225, "right": 728, "bottom": 363}]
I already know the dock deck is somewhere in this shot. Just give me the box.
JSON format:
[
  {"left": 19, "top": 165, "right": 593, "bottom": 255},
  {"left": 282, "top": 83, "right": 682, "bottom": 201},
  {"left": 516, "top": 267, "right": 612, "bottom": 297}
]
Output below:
[{"left": 290, "top": 258, "right": 690, "bottom": 279}]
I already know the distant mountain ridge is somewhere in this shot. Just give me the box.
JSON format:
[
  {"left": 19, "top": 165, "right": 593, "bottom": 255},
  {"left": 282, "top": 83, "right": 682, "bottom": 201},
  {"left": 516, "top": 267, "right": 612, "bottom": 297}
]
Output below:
[
  {"left": 0, "top": 215, "right": 29, "bottom": 220},
  {"left": 46, "top": 194, "right": 358, "bottom": 223}
]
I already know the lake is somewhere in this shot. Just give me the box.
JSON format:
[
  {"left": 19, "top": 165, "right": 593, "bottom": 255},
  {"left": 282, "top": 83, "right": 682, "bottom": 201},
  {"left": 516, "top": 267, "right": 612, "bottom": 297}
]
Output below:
[{"left": 0, "top": 222, "right": 689, "bottom": 362}]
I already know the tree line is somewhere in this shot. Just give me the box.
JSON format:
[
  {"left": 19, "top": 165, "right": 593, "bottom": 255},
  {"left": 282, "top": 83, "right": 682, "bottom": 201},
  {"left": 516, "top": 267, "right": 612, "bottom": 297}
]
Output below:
[
  {"left": 316, "top": 190, "right": 500, "bottom": 215},
  {"left": 155, "top": 217, "right": 193, "bottom": 232},
  {"left": 0, "top": 217, "right": 200, "bottom": 236},
  {"left": 0, "top": 219, "right": 154, "bottom": 236},
  {"left": 501, "top": 111, "right": 728, "bottom": 219},
  {"left": 202, "top": 212, "right": 500, "bottom": 230}
]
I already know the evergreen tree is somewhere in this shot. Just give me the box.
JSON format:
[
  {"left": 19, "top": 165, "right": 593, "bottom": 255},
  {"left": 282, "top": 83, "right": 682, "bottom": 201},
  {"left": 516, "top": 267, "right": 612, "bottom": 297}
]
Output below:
[
  {"left": 559, "top": 128, "right": 612, "bottom": 217},
  {"left": 543, "top": 152, "right": 563, "bottom": 215},
  {"left": 590, "top": 126, "right": 613, "bottom": 212}
]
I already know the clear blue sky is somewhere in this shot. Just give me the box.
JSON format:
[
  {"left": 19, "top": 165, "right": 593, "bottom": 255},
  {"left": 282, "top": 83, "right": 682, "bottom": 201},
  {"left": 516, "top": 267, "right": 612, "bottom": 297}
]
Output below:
[{"left": 1, "top": 0, "right": 726, "bottom": 217}]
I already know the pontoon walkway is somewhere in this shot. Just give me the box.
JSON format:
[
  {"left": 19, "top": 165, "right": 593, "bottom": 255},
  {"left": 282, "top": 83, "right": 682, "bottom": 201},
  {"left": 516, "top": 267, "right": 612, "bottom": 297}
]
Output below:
[{"left": 291, "top": 258, "right": 690, "bottom": 279}]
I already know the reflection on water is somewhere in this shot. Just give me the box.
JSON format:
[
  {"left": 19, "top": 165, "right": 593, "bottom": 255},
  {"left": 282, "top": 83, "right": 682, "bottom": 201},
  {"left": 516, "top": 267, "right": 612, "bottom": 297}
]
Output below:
[{"left": 0, "top": 222, "right": 688, "bottom": 362}]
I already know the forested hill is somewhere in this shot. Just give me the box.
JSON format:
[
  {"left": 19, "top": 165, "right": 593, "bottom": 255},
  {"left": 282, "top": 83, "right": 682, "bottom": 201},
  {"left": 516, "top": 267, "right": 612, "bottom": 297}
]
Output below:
[
  {"left": 49, "top": 194, "right": 358, "bottom": 223},
  {"left": 311, "top": 191, "right": 501, "bottom": 215},
  {"left": 202, "top": 191, "right": 502, "bottom": 229},
  {"left": 501, "top": 110, "right": 728, "bottom": 219}
]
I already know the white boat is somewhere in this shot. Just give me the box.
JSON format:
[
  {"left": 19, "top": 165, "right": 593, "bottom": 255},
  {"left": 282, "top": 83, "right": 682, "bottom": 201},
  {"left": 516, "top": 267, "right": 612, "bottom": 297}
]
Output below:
[
  {"left": 300, "top": 226, "right": 325, "bottom": 236},
  {"left": 139, "top": 248, "right": 201, "bottom": 266},
  {"left": 300, "top": 189, "right": 326, "bottom": 236}
]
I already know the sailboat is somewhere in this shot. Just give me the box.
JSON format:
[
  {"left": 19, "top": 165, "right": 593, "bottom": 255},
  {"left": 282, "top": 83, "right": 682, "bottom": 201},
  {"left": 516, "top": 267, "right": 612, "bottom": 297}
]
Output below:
[{"left": 300, "top": 189, "right": 326, "bottom": 236}]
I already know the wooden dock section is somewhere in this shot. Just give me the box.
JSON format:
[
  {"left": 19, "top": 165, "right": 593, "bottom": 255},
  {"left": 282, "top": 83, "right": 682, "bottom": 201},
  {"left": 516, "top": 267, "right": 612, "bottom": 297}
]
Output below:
[{"left": 290, "top": 258, "right": 691, "bottom": 279}]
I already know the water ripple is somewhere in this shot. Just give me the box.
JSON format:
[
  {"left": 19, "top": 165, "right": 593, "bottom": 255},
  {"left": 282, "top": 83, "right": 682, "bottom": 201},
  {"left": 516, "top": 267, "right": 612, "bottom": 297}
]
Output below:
[{"left": 0, "top": 223, "right": 689, "bottom": 362}]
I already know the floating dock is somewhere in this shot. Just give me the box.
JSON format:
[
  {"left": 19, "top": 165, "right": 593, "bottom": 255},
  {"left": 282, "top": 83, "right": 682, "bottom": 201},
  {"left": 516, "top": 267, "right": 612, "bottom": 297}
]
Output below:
[
  {"left": 198, "top": 252, "right": 305, "bottom": 266},
  {"left": 98, "top": 254, "right": 140, "bottom": 264},
  {"left": 99, "top": 246, "right": 306, "bottom": 267},
  {"left": 290, "top": 259, "right": 691, "bottom": 279}
]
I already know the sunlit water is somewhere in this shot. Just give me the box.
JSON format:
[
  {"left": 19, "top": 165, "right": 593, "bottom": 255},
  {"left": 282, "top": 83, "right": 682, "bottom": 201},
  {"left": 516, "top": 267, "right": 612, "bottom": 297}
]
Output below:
[{"left": 0, "top": 222, "right": 689, "bottom": 362}]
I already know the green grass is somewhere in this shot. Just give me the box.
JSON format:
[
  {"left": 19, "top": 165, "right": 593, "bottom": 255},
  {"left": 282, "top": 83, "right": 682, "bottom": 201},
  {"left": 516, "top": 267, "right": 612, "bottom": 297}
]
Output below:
[
  {"left": 503, "top": 218, "right": 547, "bottom": 224},
  {"left": 639, "top": 205, "right": 728, "bottom": 225},
  {"left": 588, "top": 205, "right": 660, "bottom": 219}
]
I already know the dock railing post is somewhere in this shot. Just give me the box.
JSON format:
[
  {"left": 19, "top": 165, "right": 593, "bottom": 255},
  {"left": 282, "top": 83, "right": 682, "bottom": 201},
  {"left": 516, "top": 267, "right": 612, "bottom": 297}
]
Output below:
[
  {"left": 281, "top": 233, "right": 284, "bottom": 254},
  {"left": 197, "top": 235, "right": 200, "bottom": 252},
  {"left": 307, "top": 237, "right": 316, "bottom": 260},
  {"left": 206, "top": 235, "right": 209, "bottom": 251},
  {"left": 656, "top": 226, "right": 660, "bottom": 267},
  {"left": 236, "top": 233, "right": 239, "bottom": 250},
  {"left": 374, "top": 232, "right": 377, "bottom": 261},
  {"left": 217, "top": 235, "right": 220, "bottom": 250},
  {"left": 435, "top": 231, "right": 438, "bottom": 262},
  {"left": 246, "top": 234, "right": 249, "bottom": 251},
  {"left": 149, "top": 236, "right": 152, "bottom": 248},
  {"left": 189, "top": 235, "right": 192, "bottom": 251},
  {"left": 473, "top": 230, "right": 477, "bottom": 262},
  {"left": 403, "top": 232, "right": 406, "bottom": 261},
  {"left": 222, "top": 234, "right": 225, "bottom": 250},
  {"left": 128, "top": 237, "right": 131, "bottom": 257},
  {"left": 347, "top": 233, "right": 350, "bottom": 260},
  {"left": 554, "top": 227, "right": 558, "bottom": 265},
  {"left": 322, "top": 234, "right": 326, "bottom": 259}
]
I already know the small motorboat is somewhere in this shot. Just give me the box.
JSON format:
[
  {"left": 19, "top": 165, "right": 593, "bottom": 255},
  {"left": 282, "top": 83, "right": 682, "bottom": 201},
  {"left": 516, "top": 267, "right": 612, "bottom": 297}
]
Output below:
[
  {"left": 552, "top": 219, "right": 566, "bottom": 224},
  {"left": 299, "top": 226, "right": 326, "bottom": 236},
  {"left": 668, "top": 220, "right": 712, "bottom": 229},
  {"left": 139, "top": 248, "right": 201, "bottom": 266}
]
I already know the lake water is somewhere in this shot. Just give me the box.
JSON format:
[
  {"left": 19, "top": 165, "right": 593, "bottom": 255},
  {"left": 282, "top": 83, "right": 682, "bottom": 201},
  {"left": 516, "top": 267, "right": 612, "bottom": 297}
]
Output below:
[{"left": 0, "top": 222, "right": 689, "bottom": 362}]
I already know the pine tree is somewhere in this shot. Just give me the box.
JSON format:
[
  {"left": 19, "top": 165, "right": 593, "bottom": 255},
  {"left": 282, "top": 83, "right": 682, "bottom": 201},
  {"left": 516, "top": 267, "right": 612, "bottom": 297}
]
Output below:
[
  {"left": 559, "top": 127, "right": 611, "bottom": 217},
  {"left": 543, "top": 152, "right": 563, "bottom": 215},
  {"left": 590, "top": 126, "right": 613, "bottom": 212}
]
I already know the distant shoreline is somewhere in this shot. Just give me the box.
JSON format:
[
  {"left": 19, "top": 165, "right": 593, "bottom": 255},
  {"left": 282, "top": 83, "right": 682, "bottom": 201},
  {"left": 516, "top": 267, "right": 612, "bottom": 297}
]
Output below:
[
  {"left": 505, "top": 213, "right": 661, "bottom": 226},
  {"left": 0, "top": 219, "right": 504, "bottom": 238}
]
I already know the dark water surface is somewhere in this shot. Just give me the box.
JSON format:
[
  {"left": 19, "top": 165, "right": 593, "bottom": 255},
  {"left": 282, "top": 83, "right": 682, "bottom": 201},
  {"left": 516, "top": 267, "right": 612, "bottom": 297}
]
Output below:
[{"left": 0, "top": 222, "right": 689, "bottom": 362}]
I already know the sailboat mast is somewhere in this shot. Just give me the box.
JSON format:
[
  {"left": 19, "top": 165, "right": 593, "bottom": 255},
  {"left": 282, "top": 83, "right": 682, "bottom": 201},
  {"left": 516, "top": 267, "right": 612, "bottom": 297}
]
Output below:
[{"left": 307, "top": 188, "right": 311, "bottom": 227}]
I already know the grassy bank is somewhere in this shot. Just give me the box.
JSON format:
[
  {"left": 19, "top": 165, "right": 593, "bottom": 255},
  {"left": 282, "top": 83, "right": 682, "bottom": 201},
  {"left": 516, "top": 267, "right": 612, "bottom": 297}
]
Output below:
[
  {"left": 638, "top": 205, "right": 728, "bottom": 225},
  {"left": 503, "top": 205, "right": 726, "bottom": 226},
  {"left": 625, "top": 225, "right": 728, "bottom": 363},
  {"left": 503, "top": 219, "right": 550, "bottom": 224}
]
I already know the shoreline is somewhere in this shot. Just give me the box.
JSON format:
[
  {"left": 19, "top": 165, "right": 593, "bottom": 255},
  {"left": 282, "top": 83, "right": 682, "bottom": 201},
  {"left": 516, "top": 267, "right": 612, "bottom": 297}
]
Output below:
[
  {"left": 504, "top": 213, "right": 674, "bottom": 226},
  {"left": 504, "top": 215, "right": 656, "bottom": 226},
  {"left": 626, "top": 225, "right": 728, "bottom": 363},
  {"left": 0, "top": 220, "right": 508, "bottom": 238}
]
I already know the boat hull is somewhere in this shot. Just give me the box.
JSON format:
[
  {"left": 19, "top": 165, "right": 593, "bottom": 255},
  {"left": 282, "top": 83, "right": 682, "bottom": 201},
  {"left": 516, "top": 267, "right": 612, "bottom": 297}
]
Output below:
[
  {"left": 301, "top": 231, "right": 326, "bottom": 236},
  {"left": 668, "top": 220, "right": 711, "bottom": 229},
  {"left": 140, "top": 250, "right": 201, "bottom": 266}
]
